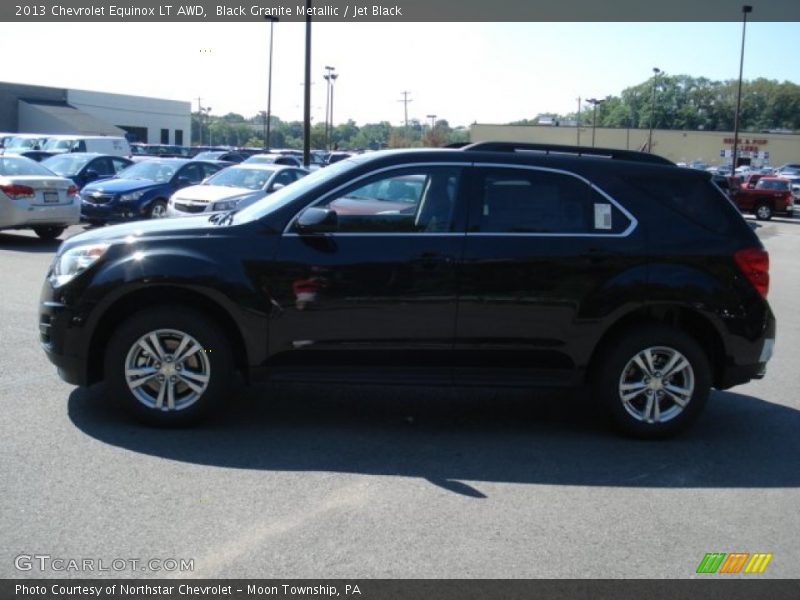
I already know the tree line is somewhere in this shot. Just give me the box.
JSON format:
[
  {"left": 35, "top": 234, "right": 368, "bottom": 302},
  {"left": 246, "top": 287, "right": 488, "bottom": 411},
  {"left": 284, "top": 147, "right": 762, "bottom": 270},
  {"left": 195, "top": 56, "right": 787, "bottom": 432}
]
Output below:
[
  {"left": 191, "top": 112, "right": 470, "bottom": 150},
  {"left": 519, "top": 76, "right": 800, "bottom": 133},
  {"left": 191, "top": 76, "right": 799, "bottom": 149}
]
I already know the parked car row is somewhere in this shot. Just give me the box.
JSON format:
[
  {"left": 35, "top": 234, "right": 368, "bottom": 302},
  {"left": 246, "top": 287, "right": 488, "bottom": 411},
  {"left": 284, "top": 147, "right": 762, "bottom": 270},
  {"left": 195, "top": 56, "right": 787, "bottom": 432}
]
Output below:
[{"left": 0, "top": 151, "right": 312, "bottom": 237}]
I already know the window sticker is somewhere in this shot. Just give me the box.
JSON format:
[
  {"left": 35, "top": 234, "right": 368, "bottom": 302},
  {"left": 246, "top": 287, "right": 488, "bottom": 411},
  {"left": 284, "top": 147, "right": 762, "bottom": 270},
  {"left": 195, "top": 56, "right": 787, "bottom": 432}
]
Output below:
[{"left": 594, "top": 203, "right": 612, "bottom": 230}]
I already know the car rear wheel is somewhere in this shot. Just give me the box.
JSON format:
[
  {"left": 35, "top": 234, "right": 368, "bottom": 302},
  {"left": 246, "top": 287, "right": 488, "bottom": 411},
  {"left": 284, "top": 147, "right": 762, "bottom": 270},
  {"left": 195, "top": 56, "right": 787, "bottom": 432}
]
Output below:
[
  {"left": 149, "top": 199, "right": 168, "bottom": 219},
  {"left": 33, "top": 226, "right": 65, "bottom": 240},
  {"left": 105, "top": 307, "right": 233, "bottom": 425},
  {"left": 594, "top": 325, "right": 711, "bottom": 438},
  {"left": 755, "top": 202, "right": 773, "bottom": 220}
]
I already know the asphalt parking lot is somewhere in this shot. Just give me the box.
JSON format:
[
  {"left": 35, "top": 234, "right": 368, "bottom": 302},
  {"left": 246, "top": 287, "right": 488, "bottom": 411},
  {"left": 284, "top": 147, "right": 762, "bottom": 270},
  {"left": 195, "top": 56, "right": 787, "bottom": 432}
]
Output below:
[{"left": 1, "top": 218, "right": 799, "bottom": 579}]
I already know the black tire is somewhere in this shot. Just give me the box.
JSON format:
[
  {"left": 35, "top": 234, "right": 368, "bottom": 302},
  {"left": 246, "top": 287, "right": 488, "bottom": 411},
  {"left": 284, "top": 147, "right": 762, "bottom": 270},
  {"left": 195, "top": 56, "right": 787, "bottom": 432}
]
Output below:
[
  {"left": 148, "top": 199, "right": 168, "bottom": 219},
  {"left": 593, "top": 325, "right": 711, "bottom": 439},
  {"left": 104, "top": 306, "right": 234, "bottom": 426},
  {"left": 755, "top": 202, "right": 773, "bottom": 221},
  {"left": 33, "top": 226, "right": 65, "bottom": 240}
]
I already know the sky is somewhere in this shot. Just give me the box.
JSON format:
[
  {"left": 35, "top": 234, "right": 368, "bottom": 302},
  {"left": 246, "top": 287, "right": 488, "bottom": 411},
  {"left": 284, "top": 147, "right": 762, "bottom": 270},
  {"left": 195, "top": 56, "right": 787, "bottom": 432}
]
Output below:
[{"left": 0, "top": 22, "right": 798, "bottom": 127}]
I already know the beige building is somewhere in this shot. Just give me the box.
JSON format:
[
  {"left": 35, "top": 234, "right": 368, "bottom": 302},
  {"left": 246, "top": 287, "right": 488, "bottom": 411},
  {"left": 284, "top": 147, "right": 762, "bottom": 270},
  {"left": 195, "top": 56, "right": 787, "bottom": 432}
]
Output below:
[{"left": 470, "top": 124, "right": 800, "bottom": 168}]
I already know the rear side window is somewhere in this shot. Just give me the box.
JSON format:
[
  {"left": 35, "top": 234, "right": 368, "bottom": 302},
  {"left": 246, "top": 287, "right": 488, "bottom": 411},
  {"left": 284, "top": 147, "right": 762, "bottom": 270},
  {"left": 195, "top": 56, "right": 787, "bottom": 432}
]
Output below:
[
  {"left": 473, "top": 168, "right": 631, "bottom": 234},
  {"left": 625, "top": 174, "right": 743, "bottom": 236}
]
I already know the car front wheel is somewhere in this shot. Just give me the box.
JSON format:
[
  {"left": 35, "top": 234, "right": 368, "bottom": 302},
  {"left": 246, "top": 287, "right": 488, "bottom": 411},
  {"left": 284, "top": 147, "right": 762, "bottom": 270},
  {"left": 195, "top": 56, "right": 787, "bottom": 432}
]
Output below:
[
  {"left": 594, "top": 325, "right": 711, "bottom": 438},
  {"left": 105, "top": 307, "right": 233, "bottom": 425},
  {"left": 149, "top": 199, "right": 168, "bottom": 219}
]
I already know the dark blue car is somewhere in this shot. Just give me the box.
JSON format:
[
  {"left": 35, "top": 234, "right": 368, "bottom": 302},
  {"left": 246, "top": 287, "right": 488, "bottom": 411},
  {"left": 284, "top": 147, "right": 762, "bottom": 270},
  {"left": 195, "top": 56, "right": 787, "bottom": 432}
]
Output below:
[
  {"left": 80, "top": 158, "right": 224, "bottom": 223},
  {"left": 42, "top": 153, "right": 133, "bottom": 190}
]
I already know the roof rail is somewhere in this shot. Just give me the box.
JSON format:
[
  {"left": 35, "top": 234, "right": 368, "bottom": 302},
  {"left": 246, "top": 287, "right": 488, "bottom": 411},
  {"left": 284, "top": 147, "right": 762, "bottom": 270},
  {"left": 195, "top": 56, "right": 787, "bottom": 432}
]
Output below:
[{"left": 461, "top": 141, "right": 674, "bottom": 166}]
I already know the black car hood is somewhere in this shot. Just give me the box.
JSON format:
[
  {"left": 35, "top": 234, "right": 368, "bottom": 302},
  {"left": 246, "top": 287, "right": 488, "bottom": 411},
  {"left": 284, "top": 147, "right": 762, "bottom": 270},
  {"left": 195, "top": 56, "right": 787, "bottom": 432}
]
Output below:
[{"left": 59, "top": 216, "right": 217, "bottom": 252}]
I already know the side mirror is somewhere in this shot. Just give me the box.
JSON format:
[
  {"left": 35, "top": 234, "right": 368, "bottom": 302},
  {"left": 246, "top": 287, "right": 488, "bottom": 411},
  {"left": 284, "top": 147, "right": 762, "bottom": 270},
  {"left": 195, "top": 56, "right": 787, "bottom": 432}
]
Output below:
[
  {"left": 296, "top": 207, "right": 337, "bottom": 234},
  {"left": 85, "top": 169, "right": 99, "bottom": 182},
  {"left": 176, "top": 176, "right": 192, "bottom": 188},
  {"left": 268, "top": 182, "right": 285, "bottom": 194}
]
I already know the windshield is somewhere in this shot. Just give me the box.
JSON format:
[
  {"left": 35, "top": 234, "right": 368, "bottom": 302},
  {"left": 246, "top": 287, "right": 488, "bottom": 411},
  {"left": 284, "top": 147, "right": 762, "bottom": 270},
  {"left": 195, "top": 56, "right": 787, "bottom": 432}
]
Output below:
[
  {"left": 43, "top": 139, "right": 77, "bottom": 152},
  {"left": 0, "top": 156, "right": 56, "bottom": 176},
  {"left": 206, "top": 166, "right": 277, "bottom": 190},
  {"left": 233, "top": 157, "right": 361, "bottom": 224},
  {"left": 243, "top": 155, "right": 277, "bottom": 164},
  {"left": 6, "top": 136, "right": 45, "bottom": 151},
  {"left": 194, "top": 151, "right": 222, "bottom": 160},
  {"left": 117, "top": 160, "right": 179, "bottom": 183},
  {"left": 41, "top": 154, "right": 91, "bottom": 176}
]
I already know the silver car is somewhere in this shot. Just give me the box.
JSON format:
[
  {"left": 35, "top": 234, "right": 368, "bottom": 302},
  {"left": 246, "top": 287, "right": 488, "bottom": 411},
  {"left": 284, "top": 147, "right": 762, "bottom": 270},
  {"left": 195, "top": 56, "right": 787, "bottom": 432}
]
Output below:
[
  {"left": 0, "top": 155, "right": 80, "bottom": 239},
  {"left": 167, "top": 164, "right": 308, "bottom": 217}
]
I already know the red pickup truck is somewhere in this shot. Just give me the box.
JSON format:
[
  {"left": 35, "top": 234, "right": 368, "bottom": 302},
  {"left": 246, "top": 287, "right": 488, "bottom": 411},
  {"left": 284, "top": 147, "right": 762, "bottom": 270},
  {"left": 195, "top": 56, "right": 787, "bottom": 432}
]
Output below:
[{"left": 733, "top": 177, "right": 794, "bottom": 220}]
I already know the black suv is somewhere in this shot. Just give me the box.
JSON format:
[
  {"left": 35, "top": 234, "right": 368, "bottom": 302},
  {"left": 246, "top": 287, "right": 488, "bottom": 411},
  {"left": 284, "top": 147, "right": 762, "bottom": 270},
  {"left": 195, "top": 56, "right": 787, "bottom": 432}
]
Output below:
[{"left": 40, "top": 142, "right": 775, "bottom": 437}]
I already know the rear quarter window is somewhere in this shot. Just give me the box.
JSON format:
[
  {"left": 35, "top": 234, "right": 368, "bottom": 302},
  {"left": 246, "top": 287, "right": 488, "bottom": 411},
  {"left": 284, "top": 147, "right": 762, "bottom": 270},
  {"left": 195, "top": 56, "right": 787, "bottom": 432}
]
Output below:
[{"left": 623, "top": 174, "right": 744, "bottom": 236}]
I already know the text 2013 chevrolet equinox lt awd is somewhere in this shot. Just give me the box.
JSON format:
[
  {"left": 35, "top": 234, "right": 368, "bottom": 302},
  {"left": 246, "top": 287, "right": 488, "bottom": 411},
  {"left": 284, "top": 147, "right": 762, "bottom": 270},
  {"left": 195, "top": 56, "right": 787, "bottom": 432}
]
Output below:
[{"left": 40, "top": 143, "right": 775, "bottom": 438}]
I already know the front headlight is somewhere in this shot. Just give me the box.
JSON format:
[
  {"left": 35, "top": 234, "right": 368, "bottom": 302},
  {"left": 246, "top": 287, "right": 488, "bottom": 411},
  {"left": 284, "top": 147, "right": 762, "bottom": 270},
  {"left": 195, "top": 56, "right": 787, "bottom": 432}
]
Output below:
[
  {"left": 50, "top": 244, "right": 110, "bottom": 287},
  {"left": 210, "top": 198, "right": 241, "bottom": 212},
  {"left": 119, "top": 190, "right": 147, "bottom": 202}
]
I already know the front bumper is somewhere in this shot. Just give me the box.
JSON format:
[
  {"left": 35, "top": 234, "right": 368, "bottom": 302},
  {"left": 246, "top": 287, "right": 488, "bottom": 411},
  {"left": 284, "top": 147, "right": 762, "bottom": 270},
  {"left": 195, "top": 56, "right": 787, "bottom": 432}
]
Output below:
[
  {"left": 39, "top": 279, "right": 89, "bottom": 386},
  {"left": 81, "top": 199, "right": 145, "bottom": 223}
]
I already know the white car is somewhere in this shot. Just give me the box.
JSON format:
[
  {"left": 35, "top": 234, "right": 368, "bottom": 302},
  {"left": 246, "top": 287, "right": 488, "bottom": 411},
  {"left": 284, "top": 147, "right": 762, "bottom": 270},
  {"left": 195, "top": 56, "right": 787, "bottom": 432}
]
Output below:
[
  {"left": 167, "top": 164, "right": 309, "bottom": 217},
  {"left": 242, "top": 153, "right": 303, "bottom": 167},
  {"left": 0, "top": 155, "right": 80, "bottom": 239}
]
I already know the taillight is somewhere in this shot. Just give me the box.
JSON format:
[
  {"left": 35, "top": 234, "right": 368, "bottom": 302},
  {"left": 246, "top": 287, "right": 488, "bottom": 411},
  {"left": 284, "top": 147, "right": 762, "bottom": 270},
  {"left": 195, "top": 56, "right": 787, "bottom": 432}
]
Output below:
[
  {"left": 0, "top": 183, "right": 35, "bottom": 199},
  {"left": 734, "top": 248, "right": 769, "bottom": 298},
  {"left": 67, "top": 185, "right": 79, "bottom": 196}
]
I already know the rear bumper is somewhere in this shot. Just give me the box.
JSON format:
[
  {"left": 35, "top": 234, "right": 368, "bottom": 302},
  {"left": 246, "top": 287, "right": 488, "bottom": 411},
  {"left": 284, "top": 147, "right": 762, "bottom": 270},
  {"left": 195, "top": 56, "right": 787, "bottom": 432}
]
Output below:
[{"left": 0, "top": 198, "right": 80, "bottom": 228}]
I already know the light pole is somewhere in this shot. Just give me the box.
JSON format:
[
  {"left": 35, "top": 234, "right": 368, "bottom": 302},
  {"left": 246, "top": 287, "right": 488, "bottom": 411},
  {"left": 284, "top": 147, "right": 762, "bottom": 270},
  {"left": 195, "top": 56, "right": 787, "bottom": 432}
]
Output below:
[
  {"left": 302, "top": 0, "right": 312, "bottom": 166},
  {"left": 260, "top": 110, "right": 267, "bottom": 147},
  {"left": 587, "top": 98, "right": 604, "bottom": 147},
  {"left": 648, "top": 67, "right": 661, "bottom": 152},
  {"left": 328, "top": 72, "right": 338, "bottom": 151},
  {"left": 198, "top": 106, "right": 211, "bottom": 146},
  {"left": 323, "top": 66, "right": 335, "bottom": 151},
  {"left": 264, "top": 16, "right": 278, "bottom": 151},
  {"left": 732, "top": 5, "right": 753, "bottom": 172},
  {"left": 576, "top": 97, "right": 581, "bottom": 146}
]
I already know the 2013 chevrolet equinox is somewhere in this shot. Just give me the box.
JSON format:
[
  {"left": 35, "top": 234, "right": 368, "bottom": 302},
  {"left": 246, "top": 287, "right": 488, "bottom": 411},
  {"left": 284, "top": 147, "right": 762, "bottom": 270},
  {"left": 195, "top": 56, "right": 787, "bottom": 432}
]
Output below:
[{"left": 39, "top": 142, "right": 775, "bottom": 438}]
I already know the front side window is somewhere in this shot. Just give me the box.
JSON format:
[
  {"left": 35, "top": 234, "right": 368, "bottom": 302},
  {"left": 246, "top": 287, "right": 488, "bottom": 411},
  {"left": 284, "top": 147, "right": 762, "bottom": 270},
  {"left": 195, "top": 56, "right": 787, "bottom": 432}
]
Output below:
[
  {"left": 473, "top": 168, "right": 630, "bottom": 235},
  {"left": 88, "top": 157, "right": 113, "bottom": 176},
  {"left": 309, "top": 167, "right": 461, "bottom": 233},
  {"left": 41, "top": 154, "right": 91, "bottom": 176},
  {"left": 755, "top": 179, "right": 789, "bottom": 191}
]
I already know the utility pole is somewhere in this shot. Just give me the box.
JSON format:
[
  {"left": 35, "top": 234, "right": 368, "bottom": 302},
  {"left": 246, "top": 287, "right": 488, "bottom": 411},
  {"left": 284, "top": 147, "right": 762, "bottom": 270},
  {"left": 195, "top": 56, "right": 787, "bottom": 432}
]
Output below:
[
  {"left": 732, "top": 5, "right": 753, "bottom": 172},
  {"left": 399, "top": 91, "right": 412, "bottom": 137},
  {"left": 426, "top": 114, "right": 437, "bottom": 129},
  {"left": 303, "top": 0, "right": 312, "bottom": 166},
  {"left": 196, "top": 97, "right": 203, "bottom": 145},
  {"left": 264, "top": 16, "right": 278, "bottom": 151},
  {"left": 648, "top": 67, "right": 661, "bottom": 153},
  {"left": 323, "top": 66, "right": 335, "bottom": 151},
  {"left": 587, "top": 98, "right": 605, "bottom": 147}
]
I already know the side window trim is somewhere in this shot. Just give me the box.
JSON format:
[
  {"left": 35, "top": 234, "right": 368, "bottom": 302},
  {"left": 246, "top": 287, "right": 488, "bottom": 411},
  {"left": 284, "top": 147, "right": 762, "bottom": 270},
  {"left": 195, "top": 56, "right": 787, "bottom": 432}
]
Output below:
[
  {"left": 282, "top": 162, "right": 471, "bottom": 236},
  {"left": 470, "top": 162, "right": 637, "bottom": 238}
]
